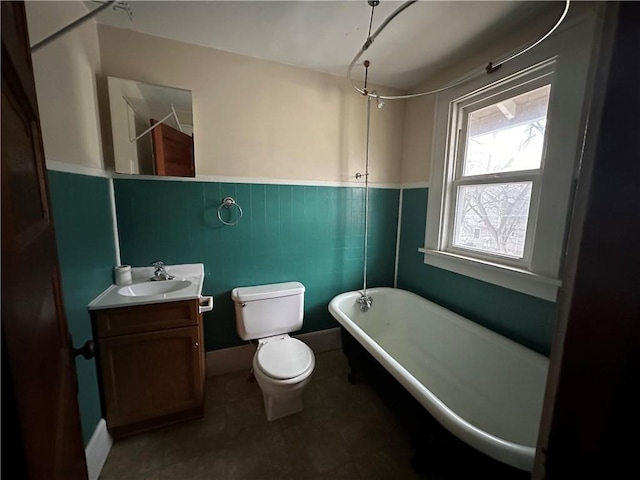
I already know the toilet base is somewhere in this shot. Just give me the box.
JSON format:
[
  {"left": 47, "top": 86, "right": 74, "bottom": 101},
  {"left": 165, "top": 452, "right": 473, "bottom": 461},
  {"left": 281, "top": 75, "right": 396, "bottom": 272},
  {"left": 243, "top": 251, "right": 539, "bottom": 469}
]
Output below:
[
  {"left": 262, "top": 391, "right": 303, "bottom": 421},
  {"left": 251, "top": 339, "right": 315, "bottom": 422}
]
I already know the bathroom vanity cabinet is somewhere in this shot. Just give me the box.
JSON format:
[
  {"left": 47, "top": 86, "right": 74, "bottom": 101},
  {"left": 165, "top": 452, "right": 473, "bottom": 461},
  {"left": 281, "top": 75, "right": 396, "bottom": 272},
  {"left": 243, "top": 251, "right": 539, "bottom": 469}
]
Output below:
[{"left": 91, "top": 299, "right": 205, "bottom": 438}]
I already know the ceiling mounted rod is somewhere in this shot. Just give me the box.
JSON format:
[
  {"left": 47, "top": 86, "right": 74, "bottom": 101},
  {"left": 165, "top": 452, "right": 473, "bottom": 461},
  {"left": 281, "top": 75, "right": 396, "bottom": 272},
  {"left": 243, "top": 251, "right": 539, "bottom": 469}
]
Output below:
[
  {"left": 347, "top": 0, "right": 571, "bottom": 101},
  {"left": 31, "top": 1, "right": 132, "bottom": 53}
]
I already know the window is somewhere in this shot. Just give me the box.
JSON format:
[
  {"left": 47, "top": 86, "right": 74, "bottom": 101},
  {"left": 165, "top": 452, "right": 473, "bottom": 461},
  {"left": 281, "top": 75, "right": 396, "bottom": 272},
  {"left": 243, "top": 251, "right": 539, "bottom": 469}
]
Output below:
[
  {"left": 448, "top": 75, "right": 552, "bottom": 267},
  {"left": 422, "top": 17, "right": 598, "bottom": 301}
]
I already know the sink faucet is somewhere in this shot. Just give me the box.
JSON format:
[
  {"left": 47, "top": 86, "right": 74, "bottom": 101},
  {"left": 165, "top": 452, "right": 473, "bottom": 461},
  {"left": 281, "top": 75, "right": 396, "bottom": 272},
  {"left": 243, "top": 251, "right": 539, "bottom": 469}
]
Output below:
[{"left": 150, "top": 261, "right": 175, "bottom": 281}]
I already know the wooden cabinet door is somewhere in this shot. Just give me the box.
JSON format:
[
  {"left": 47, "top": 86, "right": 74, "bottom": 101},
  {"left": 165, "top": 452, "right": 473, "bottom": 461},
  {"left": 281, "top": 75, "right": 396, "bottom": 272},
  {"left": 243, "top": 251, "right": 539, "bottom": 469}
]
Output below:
[{"left": 99, "top": 326, "right": 204, "bottom": 435}]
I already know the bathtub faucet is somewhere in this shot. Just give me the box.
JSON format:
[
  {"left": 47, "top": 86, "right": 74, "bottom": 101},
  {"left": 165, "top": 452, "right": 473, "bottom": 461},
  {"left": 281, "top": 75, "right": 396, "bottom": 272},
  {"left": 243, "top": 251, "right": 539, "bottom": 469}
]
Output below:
[{"left": 356, "top": 293, "right": 373, "bottom": 312}]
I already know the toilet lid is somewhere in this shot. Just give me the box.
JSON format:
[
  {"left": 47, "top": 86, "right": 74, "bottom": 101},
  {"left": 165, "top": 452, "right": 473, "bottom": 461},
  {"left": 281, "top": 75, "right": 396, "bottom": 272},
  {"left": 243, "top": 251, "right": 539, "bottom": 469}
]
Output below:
[{"left": 256, "top": 338, "right": 313, "bottom": 380}]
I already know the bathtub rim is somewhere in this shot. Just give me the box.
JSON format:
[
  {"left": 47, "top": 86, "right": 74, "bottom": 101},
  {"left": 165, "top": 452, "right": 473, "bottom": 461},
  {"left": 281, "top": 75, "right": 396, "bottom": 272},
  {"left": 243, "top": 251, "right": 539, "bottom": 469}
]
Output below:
[{"left": 328, "top": 287, "right": 548, "bottom": 472}]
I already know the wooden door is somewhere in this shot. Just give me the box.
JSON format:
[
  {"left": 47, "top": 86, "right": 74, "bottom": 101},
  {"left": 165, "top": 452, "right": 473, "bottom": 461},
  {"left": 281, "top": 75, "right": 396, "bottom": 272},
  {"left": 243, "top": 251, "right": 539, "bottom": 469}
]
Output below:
[
  {"left": 151, "top": 119, "right": 195, "bottom": 177},
  {"left": 1, "top": 2, "right": 88, "bottom": 479}
]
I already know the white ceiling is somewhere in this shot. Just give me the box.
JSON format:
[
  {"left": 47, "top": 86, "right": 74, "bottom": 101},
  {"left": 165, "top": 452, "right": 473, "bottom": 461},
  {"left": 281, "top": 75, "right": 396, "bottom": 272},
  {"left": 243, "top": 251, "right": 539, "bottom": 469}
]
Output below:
[{"left": 91, "top": 1, "right": 559, "bottom": 90}]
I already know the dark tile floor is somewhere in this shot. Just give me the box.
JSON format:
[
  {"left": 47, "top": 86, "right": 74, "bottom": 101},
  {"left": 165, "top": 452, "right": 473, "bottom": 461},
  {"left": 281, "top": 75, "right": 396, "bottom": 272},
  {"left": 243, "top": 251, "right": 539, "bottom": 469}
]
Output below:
[{"left": 99, "top": 349, "right": 432, "bottom": 480}]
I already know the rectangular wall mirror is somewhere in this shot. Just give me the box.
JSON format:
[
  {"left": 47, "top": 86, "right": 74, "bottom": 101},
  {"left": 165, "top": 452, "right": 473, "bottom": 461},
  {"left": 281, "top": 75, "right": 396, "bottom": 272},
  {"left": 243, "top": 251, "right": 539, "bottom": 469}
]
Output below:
[{"left": 107, "top": 76, "right": 195, "bottom": 177}]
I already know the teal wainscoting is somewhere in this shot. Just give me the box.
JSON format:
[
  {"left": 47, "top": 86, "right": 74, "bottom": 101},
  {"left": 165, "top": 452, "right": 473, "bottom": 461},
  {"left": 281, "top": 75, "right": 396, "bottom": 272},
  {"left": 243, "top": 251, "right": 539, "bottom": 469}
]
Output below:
[
  {"left": 397, "top": 188, "right": 556, "bottom": 356},
  {"left": 114, "top": 179, "right": 399, "bottom": 351},
  {"left": 48, "top": 171, "right": 117, "bottom": 445}
]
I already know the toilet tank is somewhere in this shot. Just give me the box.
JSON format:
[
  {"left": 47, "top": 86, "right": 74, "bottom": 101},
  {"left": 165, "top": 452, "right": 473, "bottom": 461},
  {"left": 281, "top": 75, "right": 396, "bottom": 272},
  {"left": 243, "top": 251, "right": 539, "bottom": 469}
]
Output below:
[{"left": 231, "top": 282, "right": 305, "bottom": 341}]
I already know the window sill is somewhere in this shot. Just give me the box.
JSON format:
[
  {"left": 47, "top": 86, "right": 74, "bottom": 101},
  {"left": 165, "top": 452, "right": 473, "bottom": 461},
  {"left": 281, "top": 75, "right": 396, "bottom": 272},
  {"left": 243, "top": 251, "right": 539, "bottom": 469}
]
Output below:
[{"left": 418, "top": 248, "right": 561, "bottom": 302}]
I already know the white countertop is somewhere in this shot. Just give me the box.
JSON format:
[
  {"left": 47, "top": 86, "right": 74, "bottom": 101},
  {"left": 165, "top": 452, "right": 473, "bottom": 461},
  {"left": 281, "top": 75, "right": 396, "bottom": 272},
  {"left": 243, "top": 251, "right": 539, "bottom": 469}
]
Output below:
[{"left": 88, "top": 263, "right": 205, "bottom": 310}]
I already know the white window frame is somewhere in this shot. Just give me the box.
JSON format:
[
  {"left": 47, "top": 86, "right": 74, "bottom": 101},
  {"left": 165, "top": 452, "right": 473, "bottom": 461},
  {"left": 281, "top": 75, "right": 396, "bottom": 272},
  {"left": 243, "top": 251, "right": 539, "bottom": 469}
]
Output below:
[
  {"left": 445, "top": 67, "right": 552, "bottom": 269},
  {"left": 422, "top": 14, "right": 599, "bottom": 302}
]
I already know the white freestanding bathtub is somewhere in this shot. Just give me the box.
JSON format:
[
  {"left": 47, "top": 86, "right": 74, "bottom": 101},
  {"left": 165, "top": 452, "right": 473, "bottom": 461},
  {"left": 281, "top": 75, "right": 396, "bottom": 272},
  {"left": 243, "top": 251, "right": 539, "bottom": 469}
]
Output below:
[{"left": 328, "top": 287, "right": 549, "bottom": 472}]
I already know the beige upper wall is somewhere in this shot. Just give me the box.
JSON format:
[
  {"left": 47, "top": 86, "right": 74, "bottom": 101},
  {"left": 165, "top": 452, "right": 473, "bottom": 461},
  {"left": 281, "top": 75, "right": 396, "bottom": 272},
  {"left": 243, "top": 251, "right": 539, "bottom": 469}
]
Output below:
[
  {"left": 25, "top": 1, "right": 104, "bottom": 170},
  {"left": 26, "top": 2, "right": 574, "bottom": 187},
  {"left": 24, "top": 1, "right": 405, "bottom": 184},
  {"left": 98, "top": 25, "right": 405, "bottom": 185},
  {"left": 400, "top": 3, "right": 594, "bottom": 185}
]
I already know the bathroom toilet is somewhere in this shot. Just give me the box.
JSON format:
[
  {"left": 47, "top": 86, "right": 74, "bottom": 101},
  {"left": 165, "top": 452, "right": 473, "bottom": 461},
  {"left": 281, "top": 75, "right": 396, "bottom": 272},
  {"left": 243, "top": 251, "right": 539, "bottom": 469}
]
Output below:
[{"left": 231, "top": 281, "right": 315, "bottom": 421}]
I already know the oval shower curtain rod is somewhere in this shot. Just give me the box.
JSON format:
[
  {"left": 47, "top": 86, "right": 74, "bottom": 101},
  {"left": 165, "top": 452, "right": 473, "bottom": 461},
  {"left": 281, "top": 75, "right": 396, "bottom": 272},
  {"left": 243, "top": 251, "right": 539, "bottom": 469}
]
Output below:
[
  {"left": 347, "top": 0, "right": 571, "bottom": 101},
  {"left": 31, "top": 1, "right": 133, "bottom": 53}
]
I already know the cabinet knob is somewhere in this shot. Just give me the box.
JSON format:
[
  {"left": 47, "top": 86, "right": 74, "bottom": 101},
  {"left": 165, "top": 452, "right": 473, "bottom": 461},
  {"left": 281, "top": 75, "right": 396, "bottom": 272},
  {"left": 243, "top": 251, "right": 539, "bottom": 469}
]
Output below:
[{"left": 194, "top": 342, "right": 199, "bottom": 349}]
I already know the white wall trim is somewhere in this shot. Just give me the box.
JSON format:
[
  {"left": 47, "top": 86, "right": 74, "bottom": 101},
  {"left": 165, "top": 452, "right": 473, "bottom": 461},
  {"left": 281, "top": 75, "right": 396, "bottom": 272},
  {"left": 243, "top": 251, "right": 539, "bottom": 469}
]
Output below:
[
  {"left": 107, "top": 178, "right": 121, "bottom": 266},
  {"left": 419, "top": 247, "right": 561, "bottom": 301},
  {"left": 113, "top": 172, "right": 402, "bottom": 189},
  {"left": 197, "top": 175, "right": 401, "bottom": 189},
  {"left": 84, "top": 419, "right": 113, "bottom": 480},
  {"left": 205, "top": 327, "right": 341, "bottom": 376},
  {"left": 400, "top": 181, "right": 430, "bottom": 189},
  {"left": 46, "top": 160, "right": 110, "bottom": 178},
  {"left": 393, "top": 188, "right": 404, "bottom": 288},
  {"left": 45, "top": 163, "right": 406, "bottom": 190}
]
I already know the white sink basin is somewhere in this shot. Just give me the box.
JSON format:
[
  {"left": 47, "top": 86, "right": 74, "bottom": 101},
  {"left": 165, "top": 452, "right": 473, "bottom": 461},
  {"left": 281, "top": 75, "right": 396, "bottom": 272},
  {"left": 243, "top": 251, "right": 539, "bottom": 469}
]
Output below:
[
  {"left": 89, "top": 263, "right": 206, "bottom": 310},
  {"left": 117, "top": 280, "right": 192, "bottom": 297}
]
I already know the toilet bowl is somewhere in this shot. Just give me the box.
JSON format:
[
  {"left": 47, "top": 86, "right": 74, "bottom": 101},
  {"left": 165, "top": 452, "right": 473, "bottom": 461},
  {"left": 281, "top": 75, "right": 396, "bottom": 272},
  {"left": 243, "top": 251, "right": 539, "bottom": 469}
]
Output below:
[
  {"left": 252, "top": 335, "right": 315, "bottom": 421},
  {"left": 231, "top": 281, "right": 315, "bottom": 421}
]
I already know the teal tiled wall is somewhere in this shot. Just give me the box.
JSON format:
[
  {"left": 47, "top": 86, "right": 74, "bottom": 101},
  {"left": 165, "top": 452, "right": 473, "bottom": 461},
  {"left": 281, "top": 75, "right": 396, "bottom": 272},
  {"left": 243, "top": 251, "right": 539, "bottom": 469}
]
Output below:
[
  {"left": 48, "top": 171, "right": 117, "bottom": 445},
  {"left": 396, "top": 188, "right": 556, "bottom": 355},
  {"left": 114, "top": 179, "right": 399, "bottom": 351}
]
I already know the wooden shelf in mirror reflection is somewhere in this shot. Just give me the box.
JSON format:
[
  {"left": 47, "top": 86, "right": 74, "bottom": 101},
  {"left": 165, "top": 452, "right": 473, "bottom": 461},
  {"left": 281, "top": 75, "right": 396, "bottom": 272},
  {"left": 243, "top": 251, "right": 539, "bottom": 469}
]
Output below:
[{"left": 151, "top": 119, "right": 195, "bottom": 177}]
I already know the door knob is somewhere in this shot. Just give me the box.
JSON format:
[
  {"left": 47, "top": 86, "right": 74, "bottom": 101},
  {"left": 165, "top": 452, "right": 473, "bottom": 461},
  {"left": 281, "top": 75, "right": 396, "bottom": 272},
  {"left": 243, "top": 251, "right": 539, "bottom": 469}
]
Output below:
[{"left": 73, "top": 339, "right": 94, "bottom": 360}]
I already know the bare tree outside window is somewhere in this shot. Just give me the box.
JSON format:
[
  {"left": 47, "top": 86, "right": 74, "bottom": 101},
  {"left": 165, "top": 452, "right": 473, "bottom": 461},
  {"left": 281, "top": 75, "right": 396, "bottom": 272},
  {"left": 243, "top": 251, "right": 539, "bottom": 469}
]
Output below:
[{"left": 453, "top": 182, "right": 533, "bottom": 258}]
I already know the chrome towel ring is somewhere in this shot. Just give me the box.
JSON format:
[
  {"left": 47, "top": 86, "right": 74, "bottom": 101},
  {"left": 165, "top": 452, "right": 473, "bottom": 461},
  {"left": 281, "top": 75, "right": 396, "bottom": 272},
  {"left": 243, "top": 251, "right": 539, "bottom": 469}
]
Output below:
[{"left": 217, "top": 197, "right": 243, "bottom": 226}]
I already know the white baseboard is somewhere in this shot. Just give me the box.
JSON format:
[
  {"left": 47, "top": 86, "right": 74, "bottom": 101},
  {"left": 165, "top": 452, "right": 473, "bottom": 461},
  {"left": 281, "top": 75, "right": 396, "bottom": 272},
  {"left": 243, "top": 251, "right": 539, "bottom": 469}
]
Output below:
[
  {"left": 85, "top": 419, "right": 113, "bottom": 480},
  {"left": 205, "top": 327, "right": 341, "bottom": 376}
]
